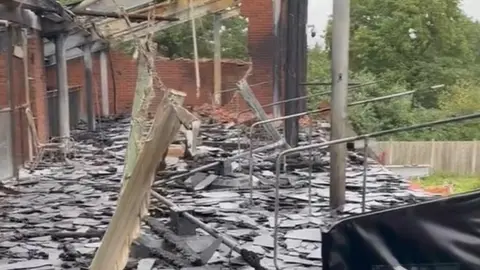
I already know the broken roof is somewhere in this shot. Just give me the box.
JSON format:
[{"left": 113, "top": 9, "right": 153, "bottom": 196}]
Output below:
[
  {"left": 44, "top": 0, "right": 241, "bottom": 63},
  {"left": 0, "top": 115, "right": 435, "bottom": 269}
]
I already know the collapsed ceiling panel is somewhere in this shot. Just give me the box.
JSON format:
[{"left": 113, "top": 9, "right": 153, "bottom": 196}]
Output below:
[{"left": 75, "top": 0, "right": 240, "bottom": 42}]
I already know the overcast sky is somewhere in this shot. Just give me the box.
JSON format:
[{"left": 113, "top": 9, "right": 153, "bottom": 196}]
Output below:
[{"left": 307, "top": 0, "right": 480, "bottom": 47}]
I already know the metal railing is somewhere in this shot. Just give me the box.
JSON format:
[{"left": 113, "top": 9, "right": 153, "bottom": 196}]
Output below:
[
  {"left": 247, "top": 89, "right": 425, "bottom": 204},
  {"left": 271, "top": 112, "right": 480, "bottom": 269}
]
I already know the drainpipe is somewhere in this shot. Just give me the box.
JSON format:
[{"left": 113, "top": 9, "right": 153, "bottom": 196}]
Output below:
[{"left": 2, "top": 21, "right": 19, "bottom": 180}]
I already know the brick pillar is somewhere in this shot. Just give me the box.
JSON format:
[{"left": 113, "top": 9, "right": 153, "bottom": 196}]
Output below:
[{"left": 238, "top": 0, "right": 275, "bottom": 111}]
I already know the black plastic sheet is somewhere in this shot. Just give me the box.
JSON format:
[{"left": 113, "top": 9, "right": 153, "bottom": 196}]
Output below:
[{"left": 322, "top": 191, "right": 480, "bottom": 270}]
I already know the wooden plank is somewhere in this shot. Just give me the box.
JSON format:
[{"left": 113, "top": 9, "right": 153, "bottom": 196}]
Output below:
[
  {"left": 213, "top": 14, "right": 222, "bottom": 105},
  {"left": 89, "top": 99, "right": 182, "bottom": 270},
  {"left": 121, "top": 52, "right": 153, "bottom": 188},
  {"left": 236, "top": 79, "right": 283, "bottom": 142}
]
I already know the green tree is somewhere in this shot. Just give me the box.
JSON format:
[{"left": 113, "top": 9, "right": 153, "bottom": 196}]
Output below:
[
  {"left": 325, "top": 0, "right": 480, "bottom": 108},
  {"left": 153, "top": 15, "right": 248, "bottom": 59}
]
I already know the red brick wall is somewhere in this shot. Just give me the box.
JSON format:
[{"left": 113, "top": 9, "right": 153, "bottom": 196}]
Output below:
[
  {"left": 0, "top": 29, "right": 47, "bottom": 168},
  {"left": 46, "top": 52, "right": 250, "bottom": 115}
]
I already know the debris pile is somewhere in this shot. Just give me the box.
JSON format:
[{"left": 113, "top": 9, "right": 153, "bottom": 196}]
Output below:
[{"left": 0, "top": 115, "right": 435, "bottom": 270}]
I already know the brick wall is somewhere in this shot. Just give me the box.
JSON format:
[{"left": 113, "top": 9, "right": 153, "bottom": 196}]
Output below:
[
  {"left": 46, "top": 52, "right": 251, "bottom": 115},
  {"left": 0, "top": 29, "right": 47, "bottom": 168}
]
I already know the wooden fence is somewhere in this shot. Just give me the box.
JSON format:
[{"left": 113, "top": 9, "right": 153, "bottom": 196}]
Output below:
[{"left": 375, "top": 141, "right": 480, "bottom": 175}]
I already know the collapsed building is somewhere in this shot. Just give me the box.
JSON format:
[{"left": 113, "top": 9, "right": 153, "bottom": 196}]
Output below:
[{"left": 1, "top": 1, "right": 480, "bottom": 270}]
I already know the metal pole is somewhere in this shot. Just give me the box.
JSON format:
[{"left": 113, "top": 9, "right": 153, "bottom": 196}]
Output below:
[
  {"left": 362, "top": 137, "right": 368, "bottom": 213},
  {"left": 155, "top": 140, "right": 285, "bottom": 187},
  {"left": 5, "top": 24, "right": 18, "bottom": 180},
  {"left": 272, "top": 0, "right": 281, "bottom": 117},
  {"left": 55, "top": 32, "right": 70, "bottom": 140},
  {"left": 149, "top": 191, "right": 266, "bottom": 270},
  {"left": 83, "top": 43, "right": 96, "bottom": 131},
  {"left": 273, "top": 112, "right": 480, "bottom": 269},
  {"left": 100, "top": 50, "right": 110, "bottom": 116},
  {"left": 284, "top": 0, "right": 300, "bottom": 147},
  {"left": 308, "top": 116, "right": 313, "bottom": 216},
  {"left": 330, "top": 0, "right": 351, "bottom": 212},
  {"left": 236, "top": 90, "right": 331, "bottom": 119},
  {"left": 234, "top": 81, "right": 380, "bottom": 123}
]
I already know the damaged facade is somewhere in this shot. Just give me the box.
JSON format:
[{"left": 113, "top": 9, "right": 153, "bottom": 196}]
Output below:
[{"left": 2, "top": 0, "right": 477, "bottom": 270}]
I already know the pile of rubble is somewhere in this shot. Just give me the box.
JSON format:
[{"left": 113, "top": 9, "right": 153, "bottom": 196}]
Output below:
[{"left": 0, "top": 115, "right": 434, "bottom": 270}]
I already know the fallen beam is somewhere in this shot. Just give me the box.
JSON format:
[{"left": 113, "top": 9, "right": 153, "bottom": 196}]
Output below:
[
  {"left": 121, "top": 50, "right": 156, "bottom": 188},
  {"left": 72, "top": 9, "right": 179, "bottom": 22},
  {"left": 93, "top": 0, "right": 239, "bottom": 41},
  {"left": 236, "top": 79, "right": 284, "bottom": 142},
  {"left": 150, "top": 190, "right": 266, "bottom": 270},
  {"left": 90, "top": 99, "right": 182, "bottom": 270}
]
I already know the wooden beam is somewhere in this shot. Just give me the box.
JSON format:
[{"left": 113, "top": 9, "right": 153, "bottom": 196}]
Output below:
[
  {"left": 121, "top": 51, "right": 154, "bottom": 189},
  {"left": 44, "top": 31, "right": 89, "bottom": 57},
  {"left": 236, "top": 79, "right": 284, "bottom": 143},
  {"left": 72, "top": 9, "right": 179, "bottom": 22},
  {"left": 93, "top": 0, "right": 239, "bottom": 41},
  {"left": 90, "top": 99, "right": 182, "bottom": 270},
  {"left": 0, "top": 5, "right": 41, "bottom": 30}
]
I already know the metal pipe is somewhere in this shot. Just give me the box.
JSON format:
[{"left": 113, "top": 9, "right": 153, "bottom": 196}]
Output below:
[
  {"left": 155, "top": 140, "right": 285, "bottom": 186},
  {"left": 272, "top": 112, "right": 480, "bottom": 267},
  {"left": 236, "top": 89, "right": 331, "bottom": 120},
  {"left": 150, "top": 191, "right": 241, "bottom": 253},
  {"left": 300, "top": 82, "right": 361, "bottom": 86},
  {"left": 235, "top": 83, "right": 442, "bottom": 126},
  {"left": 362, "top": 137, "right": 368, "bottom": 213}
]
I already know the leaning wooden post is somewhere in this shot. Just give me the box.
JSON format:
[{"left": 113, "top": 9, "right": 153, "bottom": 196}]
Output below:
[
  {"left": 236, "top": 79, "right": 283, "bottom": 142},
  {"left": 121, "top": 51, "right": 152, "bottom": 189},
  {"left": 90, "top": 99, "right": 182, "bottom": 270}
]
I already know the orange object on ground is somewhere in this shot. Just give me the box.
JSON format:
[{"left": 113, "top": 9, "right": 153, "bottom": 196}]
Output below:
[
  {"left": 408, "top": 181, "right": 453, "bottom": 196},
  {"left": 167, "top": 144, "right": 185, "bottom": 158}
]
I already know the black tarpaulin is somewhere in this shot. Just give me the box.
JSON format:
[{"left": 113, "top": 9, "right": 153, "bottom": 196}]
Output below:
[{"left": 322, "top": 191, "right": 480, "bottom": 270}]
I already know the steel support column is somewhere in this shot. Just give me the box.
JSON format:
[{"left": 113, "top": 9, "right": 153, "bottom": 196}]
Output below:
[
  {"left": 83, "top": 43, "right": 95, "bottom": 131},
  {"left": 55, "top": 32, "right": 70, "bottom": 139},
  {"left": 100, "top": 50, "right": 109, "bottom": 116}
]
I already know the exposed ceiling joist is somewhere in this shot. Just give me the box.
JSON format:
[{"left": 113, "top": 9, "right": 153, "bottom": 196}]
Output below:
[
  {"left": 45, "top": 39, "right": 107, "bottom": 65},
  {"left": 92, "top": 0, "right": 239, "bottom": 42},
  {"left": 44, "top": 31, "right": 91, "bottom": 57}
]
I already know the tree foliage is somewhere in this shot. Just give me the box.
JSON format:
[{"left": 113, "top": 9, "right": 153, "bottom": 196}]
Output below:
[
  {"left": 115, "top": 15, "right": 249, "bottom": 60},
  {"left": 314, "top": 0, "right": 480, "bottom": 140}
]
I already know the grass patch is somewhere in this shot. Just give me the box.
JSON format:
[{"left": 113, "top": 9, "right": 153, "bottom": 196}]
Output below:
[{"left": 413, "top": 173, "right": 480, "bottom": 194}]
